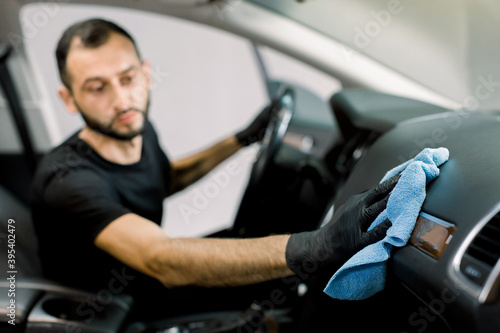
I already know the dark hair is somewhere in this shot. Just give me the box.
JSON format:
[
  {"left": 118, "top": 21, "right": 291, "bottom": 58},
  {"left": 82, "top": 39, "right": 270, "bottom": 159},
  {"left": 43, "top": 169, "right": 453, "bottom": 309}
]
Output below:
[{"left": 56, "top": 18, "right": 141, "bottom": 91}]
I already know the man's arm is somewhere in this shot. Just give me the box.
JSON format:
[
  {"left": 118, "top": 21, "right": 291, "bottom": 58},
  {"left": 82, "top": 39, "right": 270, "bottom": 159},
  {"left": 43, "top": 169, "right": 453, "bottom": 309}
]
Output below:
[
  {"left": 94, "top": 213, "right": 293, "bottom": 288},
  {"left": 169, "top": 136, "right": 241, "bottom": 195},
  {"left": 95, "top": 175, "right": 399, "bottom": 289},
  {"left": 168, "top": 104, "right": 274, "bottom": 195}
]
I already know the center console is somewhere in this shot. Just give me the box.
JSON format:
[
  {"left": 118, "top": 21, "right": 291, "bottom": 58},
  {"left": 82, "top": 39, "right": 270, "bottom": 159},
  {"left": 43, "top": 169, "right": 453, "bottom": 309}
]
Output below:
[{"left": 0, "top": 279, "right": 132, "bottom": 333}]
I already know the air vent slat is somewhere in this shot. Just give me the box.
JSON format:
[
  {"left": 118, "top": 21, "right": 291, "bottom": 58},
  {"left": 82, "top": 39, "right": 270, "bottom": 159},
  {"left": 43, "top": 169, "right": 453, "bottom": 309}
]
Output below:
[
  {"left": 475, "top": 234, "right": 500, "bottom": 254},
  {"left": 467, "top": 245, "right": 499, "bottom": 267},
  {"left": 461, "top": 212, "right": 500, "bottom": 286},
  {"left": 483, "top": 224, "right": 500, "bottom": 238},
  {"left": 476, "top": 233, "right": 499, "bottom": 242}
]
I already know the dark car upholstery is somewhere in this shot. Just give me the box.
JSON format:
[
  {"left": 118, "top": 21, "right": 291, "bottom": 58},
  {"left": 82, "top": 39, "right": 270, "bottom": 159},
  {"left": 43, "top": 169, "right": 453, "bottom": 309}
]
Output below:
[{"left": 0, "top": 185, "right": 41, "bottom": 279}]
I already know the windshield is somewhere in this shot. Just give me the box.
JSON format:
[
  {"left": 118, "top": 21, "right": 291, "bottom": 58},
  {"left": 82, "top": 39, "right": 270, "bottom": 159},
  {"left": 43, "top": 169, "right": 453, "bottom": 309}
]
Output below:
[{"left": 247, "top": 0, "right": 500, "bottom": 111}]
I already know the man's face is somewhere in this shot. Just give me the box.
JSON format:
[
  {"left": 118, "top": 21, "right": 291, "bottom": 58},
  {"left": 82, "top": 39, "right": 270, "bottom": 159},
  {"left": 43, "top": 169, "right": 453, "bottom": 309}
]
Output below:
[{"left": 61, "top": 32, "right": 151, "bottom": 140}]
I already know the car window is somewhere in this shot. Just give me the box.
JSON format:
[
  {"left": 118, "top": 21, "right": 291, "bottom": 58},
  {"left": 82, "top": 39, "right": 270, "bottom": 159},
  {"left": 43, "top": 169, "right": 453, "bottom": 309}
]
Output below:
[
  {"left": 257, "top": 45, "right": 341, "bottom": 127},
  {"left": 0, "top": 89, "right": 23, "bottom": 153}
]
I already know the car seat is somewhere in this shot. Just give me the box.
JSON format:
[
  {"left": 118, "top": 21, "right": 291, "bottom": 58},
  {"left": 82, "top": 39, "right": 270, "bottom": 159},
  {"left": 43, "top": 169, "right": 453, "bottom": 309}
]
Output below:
[{"left": 0, "top": 185, "right": 134, "bottom": 332}]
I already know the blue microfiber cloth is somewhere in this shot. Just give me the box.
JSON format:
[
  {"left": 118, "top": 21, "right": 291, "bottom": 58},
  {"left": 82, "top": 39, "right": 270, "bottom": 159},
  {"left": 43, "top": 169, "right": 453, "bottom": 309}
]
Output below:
[{"left": 323, "top": 147, "right": 449, "bottom": 300}]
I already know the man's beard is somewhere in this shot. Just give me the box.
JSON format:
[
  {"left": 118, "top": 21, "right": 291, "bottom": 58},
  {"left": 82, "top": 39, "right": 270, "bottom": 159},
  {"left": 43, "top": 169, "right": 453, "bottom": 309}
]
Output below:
[{"left": 76, "top": 99, "right": 150, "bottom": 141}]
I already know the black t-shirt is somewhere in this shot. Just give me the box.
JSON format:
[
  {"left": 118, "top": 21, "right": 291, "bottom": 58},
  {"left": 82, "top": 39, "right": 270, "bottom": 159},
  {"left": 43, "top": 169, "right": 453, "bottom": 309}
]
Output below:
[{"left": 30, "top": 121, "right": 171, "bottom": 298}]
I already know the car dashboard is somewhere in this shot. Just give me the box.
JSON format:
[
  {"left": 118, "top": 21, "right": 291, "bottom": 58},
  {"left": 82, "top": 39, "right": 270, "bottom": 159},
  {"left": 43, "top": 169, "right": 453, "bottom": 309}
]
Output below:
[{"left": 328, "top": 89, "right": 500, "bottom": 333}]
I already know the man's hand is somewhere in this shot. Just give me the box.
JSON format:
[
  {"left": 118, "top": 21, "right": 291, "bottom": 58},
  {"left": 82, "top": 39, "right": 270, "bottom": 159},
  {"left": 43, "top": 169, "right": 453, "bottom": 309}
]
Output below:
[
  {"left": 285, "top": 175, "right": 399, "bottom": 276},
  {"left": 235, "top": 103, "right": 274, "bottom": 147}
]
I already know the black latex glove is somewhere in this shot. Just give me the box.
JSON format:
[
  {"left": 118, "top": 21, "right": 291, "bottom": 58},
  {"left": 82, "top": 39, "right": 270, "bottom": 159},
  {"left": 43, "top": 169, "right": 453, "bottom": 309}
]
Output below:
[
  {"left": 235, "top": 103, "right": 274, "bottom": 146},
  {"left": 285, "top": 175, "right": 399, "bottom": 277}
]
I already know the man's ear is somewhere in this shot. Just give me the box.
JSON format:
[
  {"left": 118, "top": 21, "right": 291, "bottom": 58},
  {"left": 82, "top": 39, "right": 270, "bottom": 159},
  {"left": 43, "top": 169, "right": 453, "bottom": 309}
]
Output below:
[
  {"left": 57, "top": 85, "right": 79, "bottom": 114},
  {"left": 141, "top": 60, "right": 152, "bottom": 90}
]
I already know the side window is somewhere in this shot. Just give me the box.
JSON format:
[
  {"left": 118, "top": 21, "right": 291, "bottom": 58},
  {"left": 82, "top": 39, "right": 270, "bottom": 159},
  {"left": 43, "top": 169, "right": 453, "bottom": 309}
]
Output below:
[
  {"left": 257, "top": 46, "right": 342, "bottom": 158},
  {"left": 258, "top": 45, "right": 342, "bottom": 102},
  {"left": 0, "top": 89, "right": 22, "bottom": 153}
]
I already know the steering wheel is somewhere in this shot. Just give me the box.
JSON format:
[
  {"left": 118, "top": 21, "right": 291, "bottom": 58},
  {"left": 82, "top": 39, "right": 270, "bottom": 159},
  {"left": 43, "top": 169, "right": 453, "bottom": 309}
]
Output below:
[
  {"left": 230, "top": 87, "right": 295, "bottom": 237},
  {"left": 246, "top": 86, "right": 295, "bottom": 190}
]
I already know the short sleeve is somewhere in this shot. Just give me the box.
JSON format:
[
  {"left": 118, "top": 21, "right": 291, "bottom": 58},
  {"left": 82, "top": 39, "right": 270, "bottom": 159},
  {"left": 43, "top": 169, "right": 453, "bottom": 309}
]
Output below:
[{"left": 42, "top": 168, "right": 131, "bottom": 242}]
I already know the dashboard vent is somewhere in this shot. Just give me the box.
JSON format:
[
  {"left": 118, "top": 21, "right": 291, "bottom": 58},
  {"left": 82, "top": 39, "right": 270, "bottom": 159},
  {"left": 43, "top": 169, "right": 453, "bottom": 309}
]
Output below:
[
  {"left": 460, "top": 213, "right": 500, "bottom": 286},
  {"left": 467, "top": 214, "right": 500, "bottom": 266}
]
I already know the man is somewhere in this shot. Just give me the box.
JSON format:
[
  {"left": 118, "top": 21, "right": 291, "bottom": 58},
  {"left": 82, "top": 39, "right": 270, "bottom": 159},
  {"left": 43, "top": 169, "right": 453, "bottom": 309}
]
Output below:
[{"left": 31, "top": 18, "right": 395, "bottom": 320}]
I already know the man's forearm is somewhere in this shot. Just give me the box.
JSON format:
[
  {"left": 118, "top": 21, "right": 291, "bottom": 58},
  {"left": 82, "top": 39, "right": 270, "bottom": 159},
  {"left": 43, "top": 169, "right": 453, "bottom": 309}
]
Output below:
[
  {"left": 147, "top": 234, "right": 294, "bottom": 288},
  {"left": 169, "top": 136, "right": 241, "bottom": 194}
]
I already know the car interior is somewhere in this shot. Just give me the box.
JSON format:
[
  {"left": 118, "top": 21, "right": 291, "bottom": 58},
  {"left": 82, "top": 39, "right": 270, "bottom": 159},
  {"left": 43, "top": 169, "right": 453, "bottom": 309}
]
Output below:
[{"left": 2, "top": 1, "right": 500, "bottom": 333}]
